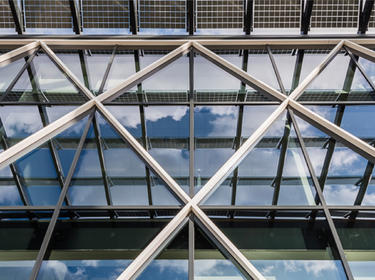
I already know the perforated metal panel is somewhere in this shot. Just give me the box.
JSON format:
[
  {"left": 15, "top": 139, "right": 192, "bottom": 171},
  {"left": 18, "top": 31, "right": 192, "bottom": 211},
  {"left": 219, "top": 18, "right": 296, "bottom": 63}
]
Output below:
[
  {"left": 196, "top": 0, "right": 244, "bottom": 29},
  {"left": 0, "top": 0, "right": 15, "bottom": 29},
  {"left": 24, "top": 0, "right": 72, "bottom": 29},
  {"left": 81, "top": 0, "right": 129, "bottom": 29},
  {"left": 139, "top": 0, "right": 186, "bottom": 29},
  {"left": 254, "top": 0, "right": 301, "bottom": 29},
  {"left": 311, "top": 0, "right": 359, "bottom": 29}
]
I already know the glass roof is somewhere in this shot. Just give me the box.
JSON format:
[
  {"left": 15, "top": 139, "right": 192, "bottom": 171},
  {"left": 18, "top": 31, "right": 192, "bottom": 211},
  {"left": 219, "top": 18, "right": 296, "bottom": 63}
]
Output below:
[{"left": 0, "top": 0, "right": 373, "bottom": 35}]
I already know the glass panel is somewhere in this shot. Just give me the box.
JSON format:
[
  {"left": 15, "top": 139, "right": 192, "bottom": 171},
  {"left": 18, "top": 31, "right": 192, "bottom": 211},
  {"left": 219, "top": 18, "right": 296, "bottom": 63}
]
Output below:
[
  {"left": 38, "top": 219, "right": 168, "bottom": 279},
  {"left": 144, "top": 106, "right": 189, "bottom": 194},
  {"left": 9, "top": 52, "right": 86, "bottom": 103},
  {"left": 104, "top": 51, "right": 135, "bottom": 91},
  {"left": 299, "top": 51, "right": 373, "bottom": 102},
  {"left": 335, "top": 219, "right": 375, "bottom": 280},
  {"left": 0, "top": 111, "right": 90, "bottom": 206},
  {"left": 205, "top": 109, "right": 317, "bottom": 206},
  {"left": 0, "top": 56, "right": 25, "bottom": 92},
  {"left": 137, "top": 224, "right": 188, "bottom": 279},
  {"left": 56, "top": 52, "right": 85, "bottom": 86},
  {"left": 85, "top": 50, "right": 112, "bottom": 94},
  {"left": 295, "top": 114, "right": 372, "bottom": 206},
  {"left": 0, "top": 106, "right": 43, "bottom": 149},
  {"left": 45, "top": 106, "right": 88, "bottom": 177},
  {"left": 195, "top": 106, "right": 238, "bottom": 192},
  {"left": 140, "top": 54, "right": 188, "bottom": 103},
  {"left": 216, "top": 217, "right": 346, "bottom": 280},
  {"left": 0, "top": 220, "right": 48, "bottom": 279},
  {"left": 247, "top": 50, "right": 280, "bottom": 91},
  {"left": 195, "top": 222, "right": 248, "bottom": 279},
  {"left": 68, "top": 120, "right": 107, "bottom": 206},
  {"left": 195, "top": 52, "right": 272, "bottom": 102},
  {"left": 272, "top": 49, "right": 298, "bottom": 92},
  {"left": 95, "top": 111, "right": 181, "bottom": 206},
  {"left": 304, "top": 105, "right": 375, "bottom": 141}
]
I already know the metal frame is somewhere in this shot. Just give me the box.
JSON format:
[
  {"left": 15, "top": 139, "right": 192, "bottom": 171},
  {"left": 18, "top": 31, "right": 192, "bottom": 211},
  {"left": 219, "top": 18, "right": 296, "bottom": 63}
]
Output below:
[{"left": 0, "top": 38, "right": 375, "bottom": 279}]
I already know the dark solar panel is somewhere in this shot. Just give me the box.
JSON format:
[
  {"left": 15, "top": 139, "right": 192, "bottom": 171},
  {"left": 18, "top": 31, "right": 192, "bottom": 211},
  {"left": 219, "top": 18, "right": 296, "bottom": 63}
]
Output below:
[
  {"left": 311, "top": 0, "right": 359, "bottom": 29},
  {"left": 254, "top": 0, "right": 301, "bottom": 29},
  {"left": 0, "top": 0, "right": 15, "bottom": 29},
  {"left": 139, "top": 0, "right": 186, "bottom": 29},
  {"left": 82, "top": 0, "right": 129, "bottom": 29},
  {"left": 196, "top": 0, "right": 243, "bottom": 29},
  {"left": 24, "top": 0, "right": 72, "bottom": 29}
]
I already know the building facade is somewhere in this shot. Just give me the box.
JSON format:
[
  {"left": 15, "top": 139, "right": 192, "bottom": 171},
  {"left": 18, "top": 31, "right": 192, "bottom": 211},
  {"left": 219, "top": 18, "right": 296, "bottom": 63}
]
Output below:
[{"left": 0, "top": 0, "right": 375, "bottom": 280}]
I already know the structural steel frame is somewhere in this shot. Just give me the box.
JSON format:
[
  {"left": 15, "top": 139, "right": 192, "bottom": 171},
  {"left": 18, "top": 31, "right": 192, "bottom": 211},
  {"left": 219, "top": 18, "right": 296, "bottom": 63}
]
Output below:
[{"left": 1, "top": 38, "right": 375, "bottom": 280}]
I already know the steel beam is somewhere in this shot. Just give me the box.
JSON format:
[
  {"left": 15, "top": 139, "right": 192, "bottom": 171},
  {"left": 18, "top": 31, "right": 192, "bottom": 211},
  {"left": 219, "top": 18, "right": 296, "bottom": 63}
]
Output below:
[
  {"left": 244, "top": 0, "right": 253, "bottom": 35},
  {"left": 358, "top": 0, "right": 374, "bottom": 34},
  {"left": 186, "top": 0, "right": 194, "bottom": 35},
  {"left": 69, "top": 0, "right": 82, "bottom": 34},
  {"left": 98, "top": 46, "right": 118, "bottom": 95},
  {"left": 129, "top": 0, "right": 138, "bottom": 35},
  {"left": 289, "top": 109, "right": 354, "bottom": 280},
  {"left": 300, "top": 0, "right": 313, "bottom": 35},
  {"left": 8, "top": 0, "right": 23, "bottom": 34},
  {"left": 29, "top": 111, "right": 94, "bottom": 280}
]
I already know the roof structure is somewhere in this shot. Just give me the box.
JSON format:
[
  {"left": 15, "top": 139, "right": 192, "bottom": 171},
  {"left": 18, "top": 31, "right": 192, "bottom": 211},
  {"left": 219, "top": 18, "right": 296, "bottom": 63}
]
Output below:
[{"left": 0, "top": 0, "right": 374, "bottom": 36}]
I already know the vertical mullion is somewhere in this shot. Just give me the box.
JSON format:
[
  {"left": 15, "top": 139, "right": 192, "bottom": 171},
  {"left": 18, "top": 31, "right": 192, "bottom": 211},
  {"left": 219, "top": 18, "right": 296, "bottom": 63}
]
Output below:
[
  {"left": 29, "top": 111, "right": 95, "bottom": 280},
  {"left": 229, "top": 48, "right": 248, "bottom": 213},
  {"left": 188, "top": 48, "right": 195, "bottom": 280},
  {"left": 289, "top": 109, "right": 354, "bottom": 280},
  {"left": 92, "top": 113, "right": 114, "bottom": 208},
  {"left": 134, "top": 49, "right": 154, "bottom": 217}
]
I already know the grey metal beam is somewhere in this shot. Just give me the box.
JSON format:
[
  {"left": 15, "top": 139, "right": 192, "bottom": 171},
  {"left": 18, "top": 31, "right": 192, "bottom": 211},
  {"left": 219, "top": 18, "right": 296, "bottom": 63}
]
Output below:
[
  {"left": 133, "top": 48, "right": 154, "bottom": 217},
  {"left": 349, "top": 159, "right": 374, "bottom": 219},
  {"left": 358, "top": 0, "right": 374, "bottom": 34},
  {"left": 187, "top": 0, "right": 194, "bottom": 35},
  {"left": 301, "top": 0, "right": 313, "bottom": 35},
  {"left": 317, "top": 55, "right": 357, "bottom": 190},
  {"left": 92, "top": 114, "right": 114, "bottom": 207},
  {"left": 129, "top": 0, "right": 138, "bottom": 35},
  {"left": 271, "top": 115, "right": 291, "bottom": 207},
  {"left": 344, "top": 46, "right": 375, "bottom": 91},
  {"left": 37, "top": 105, "right": 71, "bottom": 206},
  {"left": 69, "top": 0, "right": 82, "bottom": 34},
  {"left": 288, "top": 109, "right": 354, "bottom": 280},
  {"left": 8, "top": 0, "right": 23, "bottom": 35},
  {"left": 244, "top": 0, "right": 253, "bottom": 35},
  {"left": 98, "top": 46, "right": 118, "bottom": 95},
  {"left": 29, "top": 111, "right": 94, "bottom": 280}
]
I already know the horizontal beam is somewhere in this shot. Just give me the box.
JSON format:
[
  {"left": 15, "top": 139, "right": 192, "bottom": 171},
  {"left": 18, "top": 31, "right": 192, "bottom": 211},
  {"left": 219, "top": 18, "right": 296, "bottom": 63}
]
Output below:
[
  {"left": 0, "top": 39, "right": 374, "bottom": 50},
  {"left": 0, "top": 41, "right": 40, "bottom": 67}
]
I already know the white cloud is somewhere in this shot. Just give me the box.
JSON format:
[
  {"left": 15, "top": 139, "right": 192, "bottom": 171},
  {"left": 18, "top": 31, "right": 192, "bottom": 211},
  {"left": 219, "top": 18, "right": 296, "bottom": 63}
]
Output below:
[
  {"left": 145, "top": 106, "right": 188, "bottom": 122},
  {"left": 0, "top": 106, "right": 43, "bottom": 137},
  {"left": 302, "top": 260, "right": 338, "bottom": 277},
  {"left": 152, "top": 259, "right": 188, "bottom": 274},
  {"left": 106, "top": 106, "right": 141, "bottom": 129}
]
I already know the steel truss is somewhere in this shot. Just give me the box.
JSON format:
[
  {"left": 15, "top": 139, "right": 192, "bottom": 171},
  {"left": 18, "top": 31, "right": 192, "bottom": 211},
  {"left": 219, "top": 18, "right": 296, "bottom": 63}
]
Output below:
[{"left": 0, "top": 39, "right": 375, "bottom": 279}]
